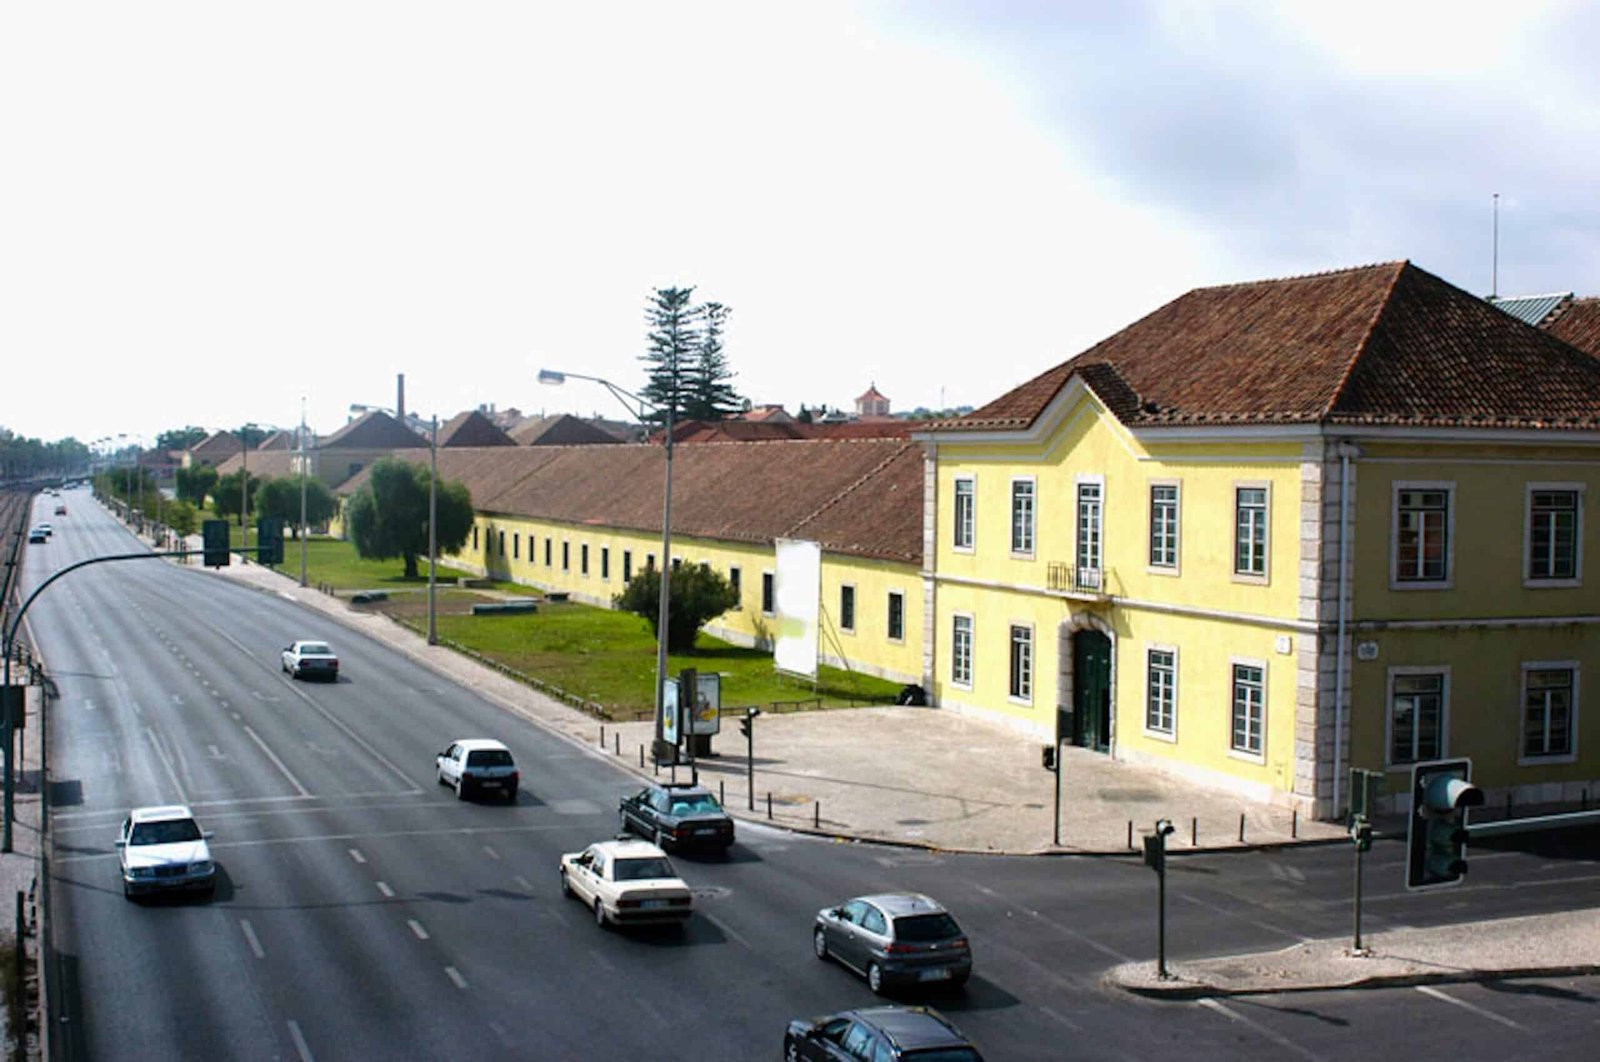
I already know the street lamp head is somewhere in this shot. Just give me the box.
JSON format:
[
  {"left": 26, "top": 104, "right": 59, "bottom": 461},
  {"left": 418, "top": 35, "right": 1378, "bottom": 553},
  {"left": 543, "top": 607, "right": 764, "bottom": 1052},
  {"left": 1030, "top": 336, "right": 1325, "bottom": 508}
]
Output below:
[{"left": 537, "top": 369, "right": 566, "bottom": 387}]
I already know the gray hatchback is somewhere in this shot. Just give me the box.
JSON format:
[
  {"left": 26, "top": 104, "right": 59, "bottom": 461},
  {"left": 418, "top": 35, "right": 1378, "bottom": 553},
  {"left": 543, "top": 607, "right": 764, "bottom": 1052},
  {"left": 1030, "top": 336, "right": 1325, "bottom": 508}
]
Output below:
[{"left": 813, "top": 893, "right": 972, "bottom": 994}]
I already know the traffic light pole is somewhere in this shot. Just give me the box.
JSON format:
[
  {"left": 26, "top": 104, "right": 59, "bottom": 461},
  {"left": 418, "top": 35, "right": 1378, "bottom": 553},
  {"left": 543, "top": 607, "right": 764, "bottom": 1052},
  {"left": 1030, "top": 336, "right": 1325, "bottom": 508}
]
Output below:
[
  {"left": 1353, "top": 830, "right": 1366, "bottom": 951},
  {"left": 1053, "top": 738, "right": 1062, "bottom": 847}
]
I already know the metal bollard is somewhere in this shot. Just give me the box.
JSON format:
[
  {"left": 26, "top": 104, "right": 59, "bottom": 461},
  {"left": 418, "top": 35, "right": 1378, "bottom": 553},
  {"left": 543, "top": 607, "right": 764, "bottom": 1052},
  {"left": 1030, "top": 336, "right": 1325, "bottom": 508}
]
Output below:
[
  {"left": 767, "top": 792, "right": 773, "bottom": 820},
  {"left": 1191, "top": 817, "right": 1198, "bottom": 846},
  {"left": 1292, "top": 808, "right": 1299, "bottom": 838},
  {"left": 719, "top": 780, "right": 725, "bottom": 806},
  {"left": 599, "top": 725, "right": 605, "bottom": 748},
  {"left": 1239, "top": 813, "right": 1246, "bottom": 843},
  {"left": 639, "top": 744, "right": 645, "bottom": 768},
  {"left": 614, "top": 733, "right": 620, "bottom": 755},
  {"left": 1127, "top": 820, "right": 1134, "bottom": 850},
  {"left": 814, "top": 802, "right": 820, "bottom": 829}
]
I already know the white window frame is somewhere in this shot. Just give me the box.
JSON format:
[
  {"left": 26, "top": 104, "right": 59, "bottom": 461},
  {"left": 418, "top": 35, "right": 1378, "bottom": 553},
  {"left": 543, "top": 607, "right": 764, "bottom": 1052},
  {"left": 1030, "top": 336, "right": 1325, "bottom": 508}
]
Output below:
[
  {"left": 1519, "top": 660, "right": 1579, "bottom": 766},
  {"left": 1232, "top": 481, "right": 1271, "bottom": 585},
  {"left": 1007, "top": 623, "right": 1034, "bottom": 705},
  {"left": 1227, "top": 657, "right": 1267, "bottom": 763},
  {"left": 952, "top": 475, "right": 976, "bottom": 553},
  {"left": 839, "top": 583, "right": 857, "bottom": 635},
  {"left": 1390, "top": 480, "right": 1455, "bottom": 590},
  {"left": 1075, "top": 474, "right": 1105, "bottom": 580},
  {"left": 1524, "top": 482, "right": 1583, "bottom": 589},
  {"left": 1143, "top": 644, "right": 1178, "bottom": 741},
  {"left": 950, "top": 613, "right": 974, "bottom": 690},
  {"left": 728, "top": 565, "right": 741, "bottom": 602},
  {"left": 1147, "top": 480, "right": 1181, "bottom": 575},
  {"left": 1010, "top": 476, "right": 1036, "bottom": 558},
  {"left": 761, "top": 571, "right": 775, "bottom": 616},
  {"left": 1384, "top": 665, "right": 1450, "bottom": 769},
  {"left": 886, "top": 589, "right": 905, "bottom": 644}
]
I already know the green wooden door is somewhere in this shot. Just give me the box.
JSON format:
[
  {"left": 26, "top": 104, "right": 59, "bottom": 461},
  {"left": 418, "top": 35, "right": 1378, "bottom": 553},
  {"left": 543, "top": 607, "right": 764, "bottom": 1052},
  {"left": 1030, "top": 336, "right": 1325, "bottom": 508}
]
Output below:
[{"left": 1072, "top": 630, "right": 1112, "bottom": 753}]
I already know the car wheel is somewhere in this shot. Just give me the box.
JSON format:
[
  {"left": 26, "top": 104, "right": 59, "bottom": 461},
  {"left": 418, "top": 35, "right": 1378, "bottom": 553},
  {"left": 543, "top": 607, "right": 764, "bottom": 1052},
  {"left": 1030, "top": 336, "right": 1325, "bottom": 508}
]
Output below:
[
  {"left": 813, "top": 927, "right": 829, "bottom": 961},
  {"left": 784, "top": 1037, "right": 800, "bottom": 1062},
  {"left": 504, "top": 786, "right": 517, "bottom": 804},
  {"left": 436, "top": 769, "right": 447, "bottom": 787},
  {"left": 867, "top": 962, "right": 886, "bottom": 995},
  {"left": 455, "top": 778, "right": 468, "bottom": 801},
  {"left": 122, "top": 881, "right": 132, "bottom": 901},
  {"left": 594, "top": 900, "right": 607, "bottom": 928},
  {"left": 560, "top": 869, "right": 571, "bottom": 897}
]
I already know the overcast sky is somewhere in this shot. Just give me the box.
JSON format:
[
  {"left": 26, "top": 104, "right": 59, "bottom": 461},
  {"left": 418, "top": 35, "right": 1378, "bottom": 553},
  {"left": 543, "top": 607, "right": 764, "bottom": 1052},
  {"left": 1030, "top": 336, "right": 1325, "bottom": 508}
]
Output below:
[{"left": 2, "top": 1, "right": 1594, "bottom": 446}]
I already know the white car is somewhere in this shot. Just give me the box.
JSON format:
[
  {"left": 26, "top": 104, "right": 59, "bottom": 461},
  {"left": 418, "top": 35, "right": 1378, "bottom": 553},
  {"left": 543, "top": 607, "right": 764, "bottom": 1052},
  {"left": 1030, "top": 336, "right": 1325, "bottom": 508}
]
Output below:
[
  {"left": 559, "top": 839, "right": 693, "bottom": 928},
  {"left": 435, "top": 738, "right": 519, "bottom": 802},
  {"left": 281, "top": 640, "right": 339, "bottom": 681},
  {"left": 116, "top": 806, "right": 216, "bottom": 900}
]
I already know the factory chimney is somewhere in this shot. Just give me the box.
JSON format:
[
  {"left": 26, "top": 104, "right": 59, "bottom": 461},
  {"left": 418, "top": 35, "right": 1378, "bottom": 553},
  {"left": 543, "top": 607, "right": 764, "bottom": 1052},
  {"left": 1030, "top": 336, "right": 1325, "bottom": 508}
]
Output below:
[{"left": 397, "top": 373, "right": 406, "bottom": 422}]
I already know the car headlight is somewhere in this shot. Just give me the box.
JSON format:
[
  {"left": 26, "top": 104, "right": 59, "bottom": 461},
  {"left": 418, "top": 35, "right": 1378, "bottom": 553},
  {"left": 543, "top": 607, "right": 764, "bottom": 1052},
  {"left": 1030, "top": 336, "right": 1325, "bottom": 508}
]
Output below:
[{"left": 191, "top": 861, "right": 215, "bottom": 875}]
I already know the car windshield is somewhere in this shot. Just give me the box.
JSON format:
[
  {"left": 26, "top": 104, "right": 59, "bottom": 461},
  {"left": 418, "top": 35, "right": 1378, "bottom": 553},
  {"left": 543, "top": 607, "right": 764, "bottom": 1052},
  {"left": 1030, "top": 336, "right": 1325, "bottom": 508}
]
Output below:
[
  {"left": 299, "top": 643, "right": 332, "bottom": 655},
  {"left": 893, "top": 913, "right": 963, "bottom": 942},
  {"left": 466, "top": 749, "right": 513, "bottom": 767},
  {"left": 612, "top": 857, "right": 675, "bottom": 882},
  {"left": 130, "top": 819, "right": 202, "bottom": 845},
  {"left": 669, "top": 794, "right": 720, "bottom": 815}
]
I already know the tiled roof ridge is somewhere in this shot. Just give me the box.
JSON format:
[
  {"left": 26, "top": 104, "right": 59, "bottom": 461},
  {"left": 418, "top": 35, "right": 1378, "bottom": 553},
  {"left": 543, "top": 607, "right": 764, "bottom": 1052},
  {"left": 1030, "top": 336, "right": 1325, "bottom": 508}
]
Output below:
[
  {"left": 1190, "top": 259, "right": 1407, "bottom": 295},
  {"left": 785, "top": 440, "right": 916, "bottom": 539},
  {"left": 1321, "top": 260, "right": 1411, "bottom": 419},
  {"left": 1542, "top": 294, "right": 1597, "bottom": 329}
]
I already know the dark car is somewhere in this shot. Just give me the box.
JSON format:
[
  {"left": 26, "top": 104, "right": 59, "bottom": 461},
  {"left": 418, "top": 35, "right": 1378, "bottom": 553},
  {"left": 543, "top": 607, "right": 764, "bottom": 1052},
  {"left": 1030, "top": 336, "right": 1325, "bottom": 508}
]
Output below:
[
  {"left": 814, "top": 893, "right": 972, "bottom": 993},
  {"left": 618, "top": 781, "right": 734, "bottom": 853},
  {"left": 784, "top": 1006, "right": 982, "bottom": 1062}
]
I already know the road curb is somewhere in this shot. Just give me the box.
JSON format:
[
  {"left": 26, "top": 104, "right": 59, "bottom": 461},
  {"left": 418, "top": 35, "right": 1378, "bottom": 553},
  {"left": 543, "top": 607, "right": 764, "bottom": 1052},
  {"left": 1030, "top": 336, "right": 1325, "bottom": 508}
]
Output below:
[{"left": 1106, "top": 960, "right": 1600, "bottom": 999}]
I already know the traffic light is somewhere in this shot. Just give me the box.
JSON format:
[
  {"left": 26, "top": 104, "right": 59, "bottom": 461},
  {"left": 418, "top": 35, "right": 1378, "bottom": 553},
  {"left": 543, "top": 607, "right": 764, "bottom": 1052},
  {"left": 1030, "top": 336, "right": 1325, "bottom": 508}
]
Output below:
[
  {"left": 1350, "top": 815, "right": 1373, "bottom": 853},
  {"left": 257, "top": 517, "right": 284, "bottom": 565},
  {"left": 201, "top": 520, "right": 231, "bottom": 568},
  {"left": 739, "top": 707, "right": 760, "bottom": 740},
  {"left": 1406, "top": 758, "right": 1484, "bottom": 890},
  {"left": 1041, "top": 745, "right": 1057, "bottom": 772},
  {"left": 1143, "top": 818, "right": 1175, "bottom": 873}
]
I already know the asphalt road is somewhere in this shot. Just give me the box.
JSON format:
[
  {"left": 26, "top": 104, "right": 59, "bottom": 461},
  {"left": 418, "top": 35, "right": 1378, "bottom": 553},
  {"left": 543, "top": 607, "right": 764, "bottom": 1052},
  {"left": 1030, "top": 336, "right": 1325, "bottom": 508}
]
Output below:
[{"left": 27, "top": 490, "right": 1600, "bottom": 1061}]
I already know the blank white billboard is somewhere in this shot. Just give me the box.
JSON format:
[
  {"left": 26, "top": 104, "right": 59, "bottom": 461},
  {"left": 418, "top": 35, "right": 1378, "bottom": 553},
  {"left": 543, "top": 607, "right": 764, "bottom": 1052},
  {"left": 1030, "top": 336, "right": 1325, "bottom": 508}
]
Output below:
[{"left": 774, "top": 538, "right": 821, "bottom": 678}]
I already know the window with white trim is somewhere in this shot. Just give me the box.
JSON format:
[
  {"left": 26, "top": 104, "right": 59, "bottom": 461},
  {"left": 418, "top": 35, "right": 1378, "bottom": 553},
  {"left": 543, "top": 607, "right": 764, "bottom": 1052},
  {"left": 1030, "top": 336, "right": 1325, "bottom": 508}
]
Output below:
[
  {"left": 1396, "top": 485, "right": 1451, "bottom": 584},
  {"left": 1011, "top": 478, "right": 1035, "bottom": 555},
  {"left": 1522, "top": 664, "right": 1576, "bottom": 760},
  {"left": 1008, "top": 625, "right": 1032, "bottom": 701},
  {"left": 1230, "top": 662, "right": 1264, "bottom": 757},
  {"left": 886, "top": 591, "right": 904, "bottom": 642},
  {"left": 951, "top": 615, "right": 973, "bottom": 687},
  {"left": 1388, "top": 670, "right": 1445, "bottom": 766},
  {"left": 1234, "top": 486, "right": 1268, "bottom": 578},
  {"left": 580, "top": 543, "right": 589, "bottom": 576},
  {"left": 953, "top": 477, "right": 975, "bottom": 550},
  {"left": 1146, "top": 648, "right": 1176, "bottom": 736},
  {"left": 1077, "top": 480, "right": 1102, "bottom": 578},
  {"left": 601, "top": 547, "right": 610, "bottom": 581},
  {"left": 1528, "top": 488, "right": 1580, "bottom": 583},
  {"left": 839, "top": 585, "right": 856, "bottom": 633},
  {"left": 761, "top": 572, "right": 774, "bottom": 615},
  {"left": 1149, "top": 483, "right": 1178, "bottom": 570},
  {"left": 729, "top": 566, "right": 741, "bottom": 597}
]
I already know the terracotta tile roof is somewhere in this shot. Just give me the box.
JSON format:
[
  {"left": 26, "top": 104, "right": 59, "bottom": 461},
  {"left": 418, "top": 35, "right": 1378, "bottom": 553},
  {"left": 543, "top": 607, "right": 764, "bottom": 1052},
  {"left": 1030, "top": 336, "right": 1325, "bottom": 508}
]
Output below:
[
  {"left": 189, "top": 432, "right": 243, "bottom": 459},
  {"left": 438, "top": 410, "right": 516, "bottom": 447},
  {"left": 320, "top": 410, "right": 428, "bottom": 450},
  {"left": 510, "top": 414, "right": 623, "bottom": 446},
  {"left": 937, "top": 261, "right": 1600, "bottom": 433},
  {"left": 213, "top": 450, "right": 298, "bottom": 480},
  {"left": 342, "top": 439, "right": 924, "bottom": 565},
  {"left": 255, "top": 430, "right": 294, "bottom": 451},
  {"left": 1546, "top": 297, "right": 1600, "bottom": 359}
]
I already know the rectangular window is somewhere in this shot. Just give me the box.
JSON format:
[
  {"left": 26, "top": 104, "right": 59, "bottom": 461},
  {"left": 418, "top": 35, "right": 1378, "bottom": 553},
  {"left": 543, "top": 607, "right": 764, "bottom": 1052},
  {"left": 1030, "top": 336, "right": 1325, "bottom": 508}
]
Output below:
[
  {"left": 1528, "top": 488, "right": 1580, "bottom": 582},
  {"left": 1076, "top": 481, "right": 1102, "bottom": 578},
  {"left": 601, "top": 547, "right": 610, "bottom": 581},
  {"left": 581, "top": 544, "right": 589, "bottom": 576},
  {"left": 647, "top": 553, "right": 656, "bottom": 570},
  {"left": 887, "top": 591, "right": 904, "bottom": 642},
  {"left": 562, "top": 541, "right": 570, "bottom": 571},
  {"left": 1149, "top": 484, "right": 1178, "bottom": 570},
  {"left": 1234, "top": 486, "right": 1268, "bottom": 578},
  {"left": 1523, "top": 665, "right": 1576, "bottom": 760},
  {"left": 951, "top": 615, "right": 973, "bottom": 687},
  {"left": 623, "top": 551, "right": 633, "bottom": 583},
  {"left": 497, "top": 530, "right": 505, "bottom": 556},
  {"left": 1011, "top": 479, "right": 1035, "bottom": 555},
  {"left": 1230, "top": 663, "right": 1264, "bottom": 757},
  {"left": 513, "top": 533, "right": 519, "bottom": 560},
  {"left": 1008, "top": 625, "right": 1032, "bottom": 701},
  {"left": 1146, "top": 649, "right": 1176, "bottom": 735},
  {"left": 544, "top": 538, "right": 552, "bottom": 567},
  {"left": 672, "top": 557, "right": 682, "bottom": 571},
  {"left": 839, "top": 585, "right": 856, "bottom": 632},
  {"left": 1396, "top": 486, "right": 1450, "bottom": 583},
  {"left": 729, "top": 566, "right": 741, "bottom": 596},
  {"left": 761, "top": 572, "right": 775, "bottom": 614},
  {"left": 472, "top": 526, "right": 479, "bottom": 551},
  {"left": 953, "top": 477, "right": 975, "bottom": 550},
  {"left": 1388, "top": 671, "right": 1444, "bottom": 766}
]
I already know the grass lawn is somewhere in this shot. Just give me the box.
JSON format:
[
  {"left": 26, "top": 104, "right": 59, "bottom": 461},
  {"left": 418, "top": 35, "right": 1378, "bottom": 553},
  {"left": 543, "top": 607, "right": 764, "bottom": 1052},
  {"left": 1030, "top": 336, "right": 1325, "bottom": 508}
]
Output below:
[{"left": 251, "top": 533, "right": 902, "bottom": 719}]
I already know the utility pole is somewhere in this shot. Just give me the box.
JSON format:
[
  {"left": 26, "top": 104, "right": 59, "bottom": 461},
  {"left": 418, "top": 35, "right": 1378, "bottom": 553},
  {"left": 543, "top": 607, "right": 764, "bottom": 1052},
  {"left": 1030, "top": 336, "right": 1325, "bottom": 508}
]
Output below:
[
  {"left": 299, "top": 400, "right": 309, "bottom": 587},
  {"left": 427, "top": 414, "right": 438, "bottom": 645}
]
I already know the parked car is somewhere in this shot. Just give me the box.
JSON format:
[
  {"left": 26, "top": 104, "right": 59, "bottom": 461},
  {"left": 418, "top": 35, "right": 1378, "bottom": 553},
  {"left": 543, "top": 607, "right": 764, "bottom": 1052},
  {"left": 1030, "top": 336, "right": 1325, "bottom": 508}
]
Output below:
[
  {"left": 281, "top": 640, "right": 339, "bottom": 681},
  {"left": 115, "top": 806, "right": 216, "bottom": 900},
  {"left": 814, "top": 893, "right": 972, "bottom": 994},
  {"left": 784, "top": 1006, "right": 982, "bottom": 1062},
  {"left": 435, "top": 738, "right": 519, "bottom": 801},
  {"left": 559, "top": 838, "right": 693, "bottom": 928},
  {"left": 619, "top": 781, "right": 735, "bottom": 853}
]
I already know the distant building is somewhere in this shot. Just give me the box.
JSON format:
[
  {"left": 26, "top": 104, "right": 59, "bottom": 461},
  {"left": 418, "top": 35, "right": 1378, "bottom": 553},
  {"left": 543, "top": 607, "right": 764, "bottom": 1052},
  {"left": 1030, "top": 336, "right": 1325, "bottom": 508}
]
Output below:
[
  {"left": 438, "top": 409, "right": 516, "bottom": 447},
  {"left": 855, "top": 383, "right": 891, "bottom": 418},
  {"left": 739, "top": 404, "right": 793, "bottom": 423},
  {"left": 182, "top": 431, "right": 243, "bottom": 469},
  {"left": 511, "top": 414, "right": 625, "bottom": 447}
]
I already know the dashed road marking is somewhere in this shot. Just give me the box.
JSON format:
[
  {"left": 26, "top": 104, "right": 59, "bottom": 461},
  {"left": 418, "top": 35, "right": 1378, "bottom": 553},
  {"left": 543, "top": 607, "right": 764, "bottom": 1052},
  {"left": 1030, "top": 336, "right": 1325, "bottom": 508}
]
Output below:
[
  {"left": 1416, "top": 985, "right": 1524, "bottom": 1029},
  {"left": 483, "top": 845, "right": 500, "bottom": 861},
  {"left": 242, "top": 725, "right": 310, "bottom": 797},
  {"left": 444, "top": 966, "right": 468, "bottom": 989},
  {"left": 240, "top": 919, "right": 265, "bottom": 959},
  {"left": 514, "top": 875, "right": 534, "bottom": 892},
  {"left": 376, "top": 882, "right": 394, "bottom": 898},
  {"left": 701, "top": 911, "right": 752, "bottom": 950},
  {"left": 287, "top": 1019, "right": 314, "bottom": 1062},
  {"left": 348, "top": 849, "right": 366, "bottom": 864},
  {"left": 407, "top": 919, "right": 429, "bottom": 940},
  {"left": 1197, "top": 999, "right": 1321, "bottom": 1060}
]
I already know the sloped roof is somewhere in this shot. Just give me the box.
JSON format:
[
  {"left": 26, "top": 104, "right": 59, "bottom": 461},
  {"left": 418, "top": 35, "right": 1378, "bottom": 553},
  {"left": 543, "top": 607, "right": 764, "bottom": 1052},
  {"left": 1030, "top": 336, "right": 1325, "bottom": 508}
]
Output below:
[
  {"left": 438, "top": 409, "right": 516, "bottom": 447},
  {"left": 938, "top": 261, "right": 1600, "bottom": 433},
  {"left": 189, "top": 432, "right": 243, "bottom": 459},
  {"left": 213, "top": 450, "right": 298, "bottom": 480},
  {"left": 856, "top": 383, "right": 888, "bottom": 403},
  {"left": 340, "top": 439, "right": 923, "bottom": 564},
  {"left": 1489, "top": 292, "right": 1573, "bottom": 328},
  {"left": 255, "top": 430, "right": 294, "bottom": 451},
  {"left": 1546, "top": 297, "right": 1600, "bottom": 359},
  {"left": 510, "top": 414, "right": 623, "bottom": 446},
  {"left": 320, "top": 410, "right": 427, "bottom": 450}
]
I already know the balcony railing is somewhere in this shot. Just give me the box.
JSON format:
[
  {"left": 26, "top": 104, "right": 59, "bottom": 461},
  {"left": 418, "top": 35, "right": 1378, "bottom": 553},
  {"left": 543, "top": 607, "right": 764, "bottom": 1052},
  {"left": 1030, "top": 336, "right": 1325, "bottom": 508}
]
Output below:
[{"left": 1047, "top": 562, "right": 1107, "bottom": 595}]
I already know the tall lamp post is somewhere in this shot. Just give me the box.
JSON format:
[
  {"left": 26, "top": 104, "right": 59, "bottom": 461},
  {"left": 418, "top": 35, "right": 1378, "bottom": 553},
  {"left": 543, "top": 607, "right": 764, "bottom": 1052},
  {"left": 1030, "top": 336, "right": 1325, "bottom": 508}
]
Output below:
[
  {"left": 299, "top": 400, "right": 310, "bottom": 587},
  {"left": 350, "top": 403, "right": 438, "bottom": 643},
  {"left": 538, "top": 368, "right": 675, "bottom": 757}
]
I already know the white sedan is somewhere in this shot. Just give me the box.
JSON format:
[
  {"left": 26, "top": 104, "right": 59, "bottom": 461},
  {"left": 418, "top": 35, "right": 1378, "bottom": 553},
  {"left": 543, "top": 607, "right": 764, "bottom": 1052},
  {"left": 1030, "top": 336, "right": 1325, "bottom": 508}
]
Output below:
[
  {"left": 559, "top": 839, "right": 693, "bottom": 928},
  {"left": 281, "top": 640, "right": 339, "bottom": 681},
  {"left": 116, "top": 806, "right": 216, "bottom": 900}
]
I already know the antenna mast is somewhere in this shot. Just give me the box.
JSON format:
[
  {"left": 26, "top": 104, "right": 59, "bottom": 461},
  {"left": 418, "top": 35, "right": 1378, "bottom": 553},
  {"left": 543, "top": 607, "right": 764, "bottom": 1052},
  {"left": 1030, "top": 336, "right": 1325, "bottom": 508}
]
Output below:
[{"left": 1491, "top": 192, "right": 1499, "bottom": 299}]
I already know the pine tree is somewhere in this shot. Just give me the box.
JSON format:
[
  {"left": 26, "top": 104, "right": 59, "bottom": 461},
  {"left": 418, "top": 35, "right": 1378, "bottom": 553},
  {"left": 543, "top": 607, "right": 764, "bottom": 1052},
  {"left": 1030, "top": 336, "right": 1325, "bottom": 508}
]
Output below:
[
  {"left": 639, "top": 287, "right": 702, "bottom": 427},
  {"left": 684, "top": 302, "right": 742, "bottom": 421}
]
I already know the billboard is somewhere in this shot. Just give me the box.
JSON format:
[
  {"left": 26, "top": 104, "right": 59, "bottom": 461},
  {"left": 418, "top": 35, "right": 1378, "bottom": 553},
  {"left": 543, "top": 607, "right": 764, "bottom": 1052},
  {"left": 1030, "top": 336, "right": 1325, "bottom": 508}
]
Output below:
[{"left": 774, "top": 538, "right": 821, "bottom": 678}]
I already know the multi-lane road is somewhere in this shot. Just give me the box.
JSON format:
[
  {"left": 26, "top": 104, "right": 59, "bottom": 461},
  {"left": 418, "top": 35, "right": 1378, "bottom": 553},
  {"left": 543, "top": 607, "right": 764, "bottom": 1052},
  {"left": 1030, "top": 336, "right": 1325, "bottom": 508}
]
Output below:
[{"left": 23, "top": 490, "right": 1600, "bottom": 1060}]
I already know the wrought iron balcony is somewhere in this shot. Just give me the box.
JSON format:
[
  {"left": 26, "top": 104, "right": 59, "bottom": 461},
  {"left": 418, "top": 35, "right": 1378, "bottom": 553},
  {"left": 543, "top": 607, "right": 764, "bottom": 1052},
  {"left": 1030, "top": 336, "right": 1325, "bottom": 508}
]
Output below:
[{"left": 1047, "top": 562, "right": 1108, "bottom": 595}]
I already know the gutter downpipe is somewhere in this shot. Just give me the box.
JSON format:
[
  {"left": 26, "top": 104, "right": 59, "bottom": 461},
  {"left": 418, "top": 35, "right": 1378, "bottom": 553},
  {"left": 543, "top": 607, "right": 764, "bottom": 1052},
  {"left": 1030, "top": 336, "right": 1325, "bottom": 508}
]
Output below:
[{"left": 1332, "top": 443, "right": 1355, "bottom": 818}]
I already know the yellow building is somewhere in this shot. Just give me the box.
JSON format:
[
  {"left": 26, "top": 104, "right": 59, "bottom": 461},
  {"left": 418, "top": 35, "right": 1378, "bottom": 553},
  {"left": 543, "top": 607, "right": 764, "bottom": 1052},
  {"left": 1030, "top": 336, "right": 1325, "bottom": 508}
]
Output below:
[{"left": 918, "top": 262, "right": 1600, "bottom": 817}]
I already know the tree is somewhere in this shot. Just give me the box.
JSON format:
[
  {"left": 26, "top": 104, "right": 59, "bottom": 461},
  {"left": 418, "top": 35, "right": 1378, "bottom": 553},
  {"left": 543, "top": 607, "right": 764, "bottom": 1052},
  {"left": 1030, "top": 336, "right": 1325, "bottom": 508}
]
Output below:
[
  {"left": 683, "top": 301, "right": 742, "bottom": 421},
  {"left": 344, "top": 457, "right": 473, "bottom": 579},
  {"left": 175, "top": 465, "right": 218, "bottom": 507},
  {"left": 213, "top": 470, "right": 262, "bottom": 524},
  {"left": 639, "top": 286, "right": 702, "bottom": 426},
  {"left": 254, "top": 476, "right": 337, "bottom": 538},
  {"left": 612, "top": 563, "right": 739, "bottom": 653},
  {"left": 164, "top": 500, "right": 200, "bottom": 538},
  {"left": 156, "top": 426, "right": 207, "bottom": 452}
]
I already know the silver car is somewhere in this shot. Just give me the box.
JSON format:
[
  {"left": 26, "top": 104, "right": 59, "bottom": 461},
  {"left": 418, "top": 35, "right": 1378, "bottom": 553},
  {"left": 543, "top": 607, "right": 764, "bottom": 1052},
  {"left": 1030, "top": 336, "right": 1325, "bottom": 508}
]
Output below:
[{"left": 813, "top": 893, "right": 972, "bottom": 994}]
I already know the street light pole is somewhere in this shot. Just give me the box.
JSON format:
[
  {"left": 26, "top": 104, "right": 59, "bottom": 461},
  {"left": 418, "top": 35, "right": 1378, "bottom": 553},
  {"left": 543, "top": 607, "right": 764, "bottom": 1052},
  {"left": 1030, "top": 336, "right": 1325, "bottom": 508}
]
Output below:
[
  {"left": 428, "top": 414, "right": 438, "bottom": 645},
  {"left": 299, "top": 400, "right": 309, "bottom": 587}
]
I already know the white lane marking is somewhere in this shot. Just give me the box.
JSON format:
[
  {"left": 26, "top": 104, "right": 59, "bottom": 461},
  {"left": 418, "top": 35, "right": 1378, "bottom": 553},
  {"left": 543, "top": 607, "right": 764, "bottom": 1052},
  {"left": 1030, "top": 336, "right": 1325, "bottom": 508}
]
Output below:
[
  {"left": 407, "top": 919, "right": 430, "bottom": 940},
  {"left": 82, "top": 699, "right": 96, "bottom": 712},
  {"left": 513, "top": 875, "right": 534, "bottom": 892},
  {"left": 1415, "top": 985, "right": 1525, "bottom": 1029},
  {"left": 207, "top": 745, "right": 223, "bottom": 759},
  {"left": 279, "top": 592, "right": 297, "bottom": 602},
  {"left": 348, "top": 849, "right": 366, "bottom": 864},
  {"left": 287, "top": 1019, "right": 315, "bottom": 1062},
  {"left": 1177, "top": 893, "right": 1312, "bottom": 943},
  {"left": 146, "top": 727, "right": 188, "bottom": 803},
  {"left": 376, "top": 882, "right": 394, "bottom": 898},
  {"left": 52, "top": 821, "right": 577, "bottom": 862},
  {"left": 240, "top": 919, "right": 265, "bottom": 959},
  {"left": 483, "top": 845, "right": 500, "bottom": 861},
  {"left": 242, "top": 725, "right": 311, "bottom": 797},
  {"left": 444, "top": 966, "right": 468, "bottom": 989},
  {"left": 1037, "top": 1006, "right": 1083, "bottom": 1032},
  {"left": 1197, "top": 998, "right": 1322, "bottom": 1060},
  {"left": 700, "top": 911, "right": 753, "bottom": 950}
]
